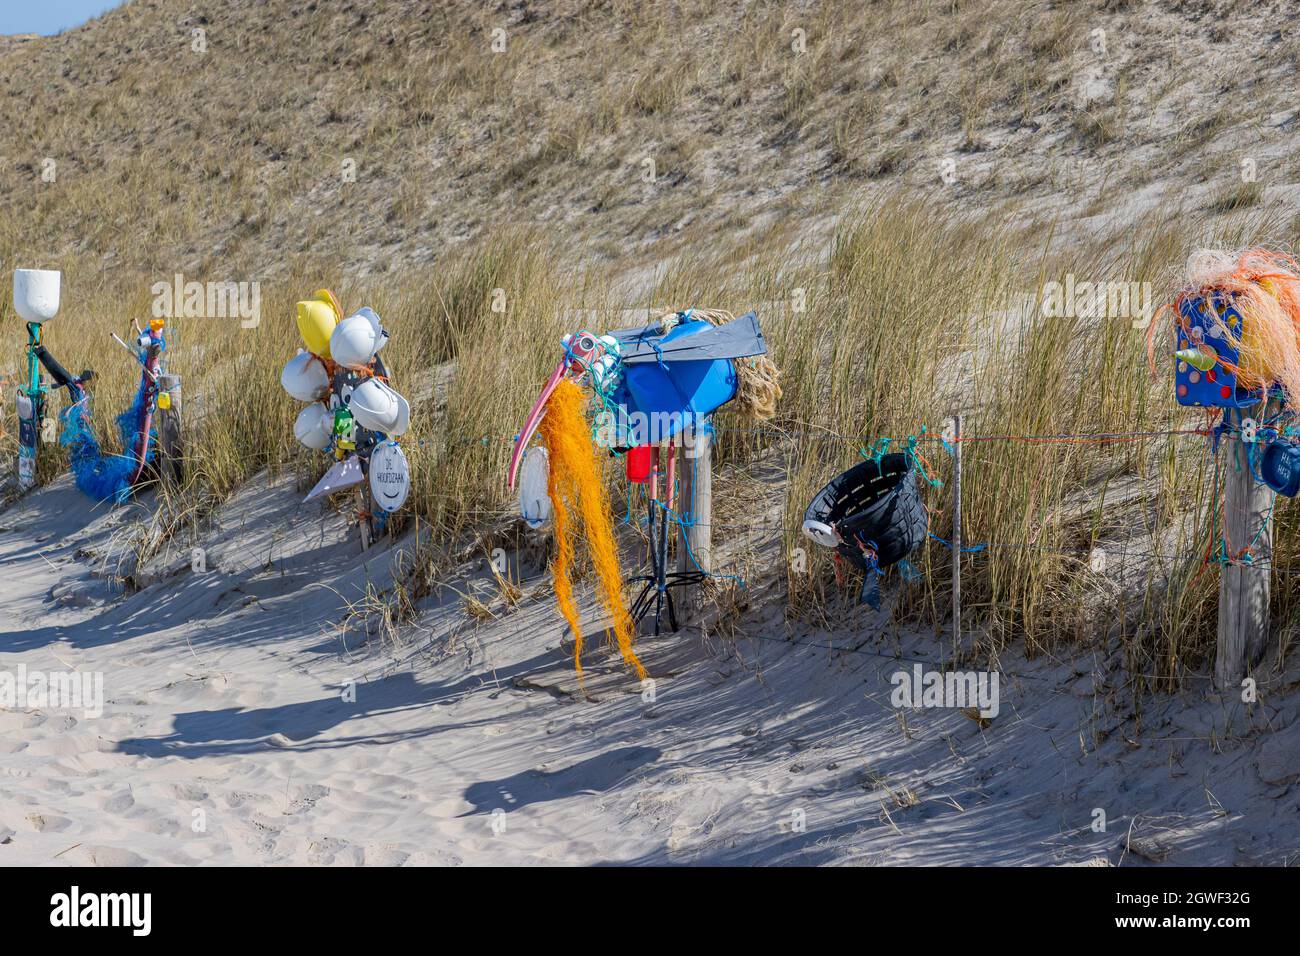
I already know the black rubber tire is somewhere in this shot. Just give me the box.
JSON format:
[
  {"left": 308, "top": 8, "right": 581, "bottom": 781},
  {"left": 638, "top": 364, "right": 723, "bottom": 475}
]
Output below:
[{"left": 805, "top": 453, "right": 928, "bottom": 570}]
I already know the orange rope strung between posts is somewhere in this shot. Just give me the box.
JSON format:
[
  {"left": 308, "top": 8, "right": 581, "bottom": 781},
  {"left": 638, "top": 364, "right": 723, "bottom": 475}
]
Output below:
[
  {"left": 943, "top": 427, "right": 1211, "bottom": 446},
  {"left": 539, "top": 379, "right": 646, "bottom": 681}
]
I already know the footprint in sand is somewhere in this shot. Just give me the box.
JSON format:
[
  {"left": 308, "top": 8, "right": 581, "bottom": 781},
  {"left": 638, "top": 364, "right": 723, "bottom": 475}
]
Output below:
[
  {"left": 306, "top": 836, "right": 362, "bottom": 865},
  {"left": 99, "top": 789, "right": 135, "bottom": 813},
  {"left": 75, "top": 845, "right": 148, "bottom": 867},
  {"left": 244, "top": 821, "right": 282, "bottom": 857},
  {"left": 171, "top": 783, "right": 210, "bottom": 802},
  {"left": 25, "top": 812, "right": 61, "bottom": 832},
  {"left": 224, "top": 790, "right": 271, "bottom": 810},
  {"left": 362, "top": 845, "right": 411, "bottom": 866},
  {"left": 284, "top": 783, "right": 330, "bottom": 815},
  {"left": 140, "top": 816, "right": 183, "bottom": 837}
]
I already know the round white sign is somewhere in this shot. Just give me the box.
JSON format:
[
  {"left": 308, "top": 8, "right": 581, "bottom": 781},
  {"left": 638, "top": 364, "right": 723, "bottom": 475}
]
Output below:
[{"left": 369, "top": 442, "right": 410, "bottom": 513}]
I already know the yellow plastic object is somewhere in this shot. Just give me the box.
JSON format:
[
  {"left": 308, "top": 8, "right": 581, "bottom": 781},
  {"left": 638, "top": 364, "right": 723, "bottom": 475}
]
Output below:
[
  {"left": 313, "top": 289, "right": 343, "bottom": 320},
  {"left": 149, "top": 318, "right": 166, "bottom": 333},
  {"left": 158, "top": 392, "right": 172, "bottom": 410},
  {"left": 296, "top": 297, "right": 338, "bottom": 359},
  {"left": 1175, "top": 347, "right": 1216, "bottom": 372}
]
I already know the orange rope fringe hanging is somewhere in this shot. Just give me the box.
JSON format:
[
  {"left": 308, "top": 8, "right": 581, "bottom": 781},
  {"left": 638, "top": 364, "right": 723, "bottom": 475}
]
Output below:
[{"left": 538, "top": 379, "right": 646, "bottom": 681}]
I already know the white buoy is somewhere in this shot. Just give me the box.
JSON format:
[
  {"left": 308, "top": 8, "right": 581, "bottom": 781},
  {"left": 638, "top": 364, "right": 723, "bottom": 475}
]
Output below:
[
  {"left": 518, "top": 446, "right": 552, "bottom": 530},
  {"left": 13, "top": 269, "right": 61, "bottom": 324}
]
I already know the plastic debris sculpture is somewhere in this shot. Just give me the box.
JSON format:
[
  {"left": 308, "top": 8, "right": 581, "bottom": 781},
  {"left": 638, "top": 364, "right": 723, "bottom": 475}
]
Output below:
[
  {"left": 66, "top": 318, "right": 179, "bottom": 503},
  {"left": 12, "top": 269, "right": 181, "bottom": 503},
  {"left": 1153, "top": 250, "right": 1300, "bottom": 409},
  {"left": 509, "top": 310, "right": 773, "bottom": 488},
  {"left": 1152, "top": 249, "right": 1300, "bottom": 497},
  {"left": 283, "top": 291, "right": 412, "bottom": 536},
  {"left": 510, "top": 308, "right": 776, "bottom": 671}
]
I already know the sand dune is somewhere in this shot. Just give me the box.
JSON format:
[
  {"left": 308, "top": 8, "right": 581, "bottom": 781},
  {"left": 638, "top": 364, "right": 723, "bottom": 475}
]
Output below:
[{"left": 1, "top": 471, "right": 1296, "bottom": 866}]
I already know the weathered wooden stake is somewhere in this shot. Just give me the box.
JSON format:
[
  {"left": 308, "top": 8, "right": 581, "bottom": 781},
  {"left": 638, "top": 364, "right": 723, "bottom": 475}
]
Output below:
[
  {"left": 157, "top": 373, "right": 184, "bottom": 490},
  {"left": 358, "top": 486, "right": 374, "bottom": 551},
  {"left": 678, "top": 421, "right": 713, "bottom": 610},
  {"left": 1216, "top": 418, "right": 1272, "bottom": 690},
  {"left": 951, "top": 413, "right": 963, "bottom": 654}
]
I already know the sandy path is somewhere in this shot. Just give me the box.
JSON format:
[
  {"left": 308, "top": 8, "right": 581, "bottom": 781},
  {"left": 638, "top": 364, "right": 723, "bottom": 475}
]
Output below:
[{"left": 1, "top": 474, "right": 1296, "bottom": 865}]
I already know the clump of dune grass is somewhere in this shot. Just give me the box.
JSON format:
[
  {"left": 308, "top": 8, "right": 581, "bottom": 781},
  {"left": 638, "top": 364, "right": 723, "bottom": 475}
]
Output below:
[{"left": 7, "top": 195, "right": 1299, "bottom": 687}]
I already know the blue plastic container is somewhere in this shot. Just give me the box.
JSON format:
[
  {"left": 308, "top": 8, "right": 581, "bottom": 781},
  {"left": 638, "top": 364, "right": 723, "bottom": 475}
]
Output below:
[
  {"left": 613, "top": 320, "right": 738, "bottom": 442},
  {"left": 1175, "top": 293, "right": 1264, "bottom": 409},
  {"left": 1261, "top": 441, "right": 1300, "bottom": 497}
]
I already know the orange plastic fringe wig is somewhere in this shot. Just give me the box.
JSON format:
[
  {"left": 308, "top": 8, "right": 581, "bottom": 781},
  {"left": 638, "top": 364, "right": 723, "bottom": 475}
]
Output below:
[
  {"left": 1149, "top": 248, "right": 1300, "bottom": 400},
  {"left": 538, "top": 379, "right": 646, "bottom": 680}
]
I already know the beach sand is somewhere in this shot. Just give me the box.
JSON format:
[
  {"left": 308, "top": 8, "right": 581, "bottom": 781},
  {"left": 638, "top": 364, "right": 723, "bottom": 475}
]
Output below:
[{"left": 1, "top": 472, "right": 1296, "bottom": 866}]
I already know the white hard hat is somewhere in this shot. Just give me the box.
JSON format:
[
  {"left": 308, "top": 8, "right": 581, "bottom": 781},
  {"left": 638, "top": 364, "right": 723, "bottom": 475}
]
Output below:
[
  {"left": 13, "top": 269, "right": 61, "bottom": 324},
  {"left": 349, "top": 377, "right": 410, "bottom": 436},
  {"left": 329, "top": 307, "right": 388, "bottom": 370},
  {"left": 369, "top": 441, "right": 410, "bottom": 513},
  {"left": 294, "top": 402, "right": 334, "bottom": 450},
  {"left": 281, "top": 350, "right": 330, "bottom": 402}
]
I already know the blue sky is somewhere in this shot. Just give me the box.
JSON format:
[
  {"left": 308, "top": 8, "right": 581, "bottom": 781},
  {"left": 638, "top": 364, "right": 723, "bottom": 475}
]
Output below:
[{"left": 0, "top": 0, "right": 126, "bottom": 36}]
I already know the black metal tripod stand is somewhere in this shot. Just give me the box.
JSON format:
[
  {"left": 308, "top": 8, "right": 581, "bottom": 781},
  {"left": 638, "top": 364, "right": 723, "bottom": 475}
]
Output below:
[{"left": 626, "top": 492, "right": 707, "bottom": 635}]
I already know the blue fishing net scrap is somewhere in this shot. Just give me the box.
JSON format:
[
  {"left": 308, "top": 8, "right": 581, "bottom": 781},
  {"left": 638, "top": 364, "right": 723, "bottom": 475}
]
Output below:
[{"left": 59, "top": 380, "right": 156, "bottom": 504}]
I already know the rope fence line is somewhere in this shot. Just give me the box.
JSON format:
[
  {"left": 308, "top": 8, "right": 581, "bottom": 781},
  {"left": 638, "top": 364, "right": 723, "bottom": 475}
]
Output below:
[
  {"left": 355, "top": 416, "right": 1300, "bottom": 692},
  {"left": 439, "top": 500, "right": 1300, "bottom": 576},
  {"left": 406, "top": 422, "right": 1221, "bottom": 451},
  {"left": 397, "top": 416, "right": 1300, "bottom": 598}
]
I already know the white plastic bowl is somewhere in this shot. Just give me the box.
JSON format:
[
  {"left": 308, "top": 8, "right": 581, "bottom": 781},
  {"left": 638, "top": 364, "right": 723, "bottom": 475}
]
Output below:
[{"left": 13, "top": 269, "right": 61, "bottom": 324}]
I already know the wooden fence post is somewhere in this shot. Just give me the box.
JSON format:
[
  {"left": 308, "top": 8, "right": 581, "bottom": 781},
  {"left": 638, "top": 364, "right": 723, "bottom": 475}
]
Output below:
[
  {"left": 1216, "top": 418, "right": 1272, "bottom": 690},
  {"left": 678, "top": 421, "right": 713, "bottom": 609},
  {"left": 951, "top": 413, "right": 963, "bottom": 654},
  {"left": 358, "top": 486, "right": 374, "bottom": 551}
]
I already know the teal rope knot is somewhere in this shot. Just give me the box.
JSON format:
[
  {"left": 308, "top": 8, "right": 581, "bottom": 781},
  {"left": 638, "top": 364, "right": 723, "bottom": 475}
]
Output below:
[
  {"left": 859, "top": 428, "right": 942, "bottom": 488},
  {"left": 861, "top": 437, "right": 892, "bottom": 462},
  {"left": 907, "top": 426, "right": 944, "bottom": 489}
]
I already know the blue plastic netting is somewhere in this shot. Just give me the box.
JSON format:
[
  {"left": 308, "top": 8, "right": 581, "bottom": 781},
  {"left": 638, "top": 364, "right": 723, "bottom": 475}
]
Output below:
[{"left": 60, "top": 379, "right": 155, "bottom": 504}]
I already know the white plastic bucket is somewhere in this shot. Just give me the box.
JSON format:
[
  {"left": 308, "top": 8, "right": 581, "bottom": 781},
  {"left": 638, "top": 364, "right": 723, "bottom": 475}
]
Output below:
[{"left": 13, "top": 269, "right": 61, "bottom": 324}]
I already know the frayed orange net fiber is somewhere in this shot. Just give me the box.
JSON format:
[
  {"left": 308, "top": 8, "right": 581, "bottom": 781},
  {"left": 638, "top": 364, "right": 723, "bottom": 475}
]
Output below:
[
  {"left": 1149, "top": 248, "right": 1300, "bottom": 399},
  {"left": 538, "top": 379, "right": 646, "bottom": 680}
]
